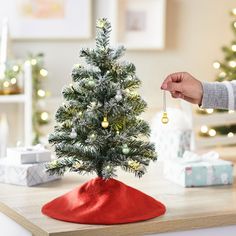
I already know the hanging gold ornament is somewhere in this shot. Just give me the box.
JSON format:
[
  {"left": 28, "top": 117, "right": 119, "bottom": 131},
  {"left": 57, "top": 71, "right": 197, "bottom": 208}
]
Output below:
[
  {"left": 101, "top": 116, "right": 109, "bottom": 128},
  {"left": 161, "top": 112, "right": 169, "bottom": 124}
]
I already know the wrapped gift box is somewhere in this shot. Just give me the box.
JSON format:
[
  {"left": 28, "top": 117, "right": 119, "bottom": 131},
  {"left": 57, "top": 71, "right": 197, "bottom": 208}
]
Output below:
[
  {"left": 163, "top": 151, "right": 234, "bottom": 187},
  {"left": 156, "top": 130, "right": 192, "bottom": 159},
  {"left": 0, "top": 158, "right": 60, "bottom": 186},
  {"left": 7, "top": 144, "right": 51, "bottom": 164},
  {"left": 151, "top": 108, "right": 194, "bottom": 160}
]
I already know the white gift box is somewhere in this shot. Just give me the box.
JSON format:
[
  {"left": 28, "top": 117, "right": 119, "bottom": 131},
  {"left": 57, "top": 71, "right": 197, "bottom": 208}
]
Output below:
[
  {"left": 163, "top": 151, "right": 234, "bottom": 187},
  {"left": 0, "top": 158, "right": 60, "bottom": 186},
  {"left": 151, "top": 107, "right": 194, "bottom": 160},
  {"left": 7, "top": 144, "right": 51, "bottom": 164}
]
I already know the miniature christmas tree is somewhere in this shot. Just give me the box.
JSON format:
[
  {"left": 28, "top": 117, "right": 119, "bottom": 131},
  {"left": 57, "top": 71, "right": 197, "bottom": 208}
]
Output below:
[
  {"left": 47, "top": 18, "right": 157, "bottom": 179},
  {"left": 42, "top": 18, "right": 165, "bottom": 225}
]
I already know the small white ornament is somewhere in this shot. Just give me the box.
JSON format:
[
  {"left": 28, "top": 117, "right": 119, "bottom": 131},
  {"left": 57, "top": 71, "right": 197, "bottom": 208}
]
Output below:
[
  {"left": 70, "top": 128, "right": 77, "bottom": 139},
  {"left": 115, "top": 90, "right": 122, "bottom": 101},
  {"left": 122, "top": 144, "right": 130, "bottom": 154}
]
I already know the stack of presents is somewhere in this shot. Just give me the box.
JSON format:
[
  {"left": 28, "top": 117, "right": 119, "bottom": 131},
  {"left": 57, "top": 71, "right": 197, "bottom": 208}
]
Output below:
[
  {"left": 0, "top": 145, "right": 59, "bottom": 186},
  {"left": 151, "top": 108, "right": 234, "bottom": 187}
]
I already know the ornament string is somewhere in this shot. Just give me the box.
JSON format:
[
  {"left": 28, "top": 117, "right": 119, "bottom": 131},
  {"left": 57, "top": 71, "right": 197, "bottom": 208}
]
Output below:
[{"left": 163, "top": 90, "right": 166, "bottom": 112}]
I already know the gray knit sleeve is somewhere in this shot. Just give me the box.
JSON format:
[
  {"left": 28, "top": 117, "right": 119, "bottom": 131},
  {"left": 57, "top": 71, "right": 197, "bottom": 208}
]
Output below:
[{"left": 201, "top": 81, "right": 236, "bottom": 110}]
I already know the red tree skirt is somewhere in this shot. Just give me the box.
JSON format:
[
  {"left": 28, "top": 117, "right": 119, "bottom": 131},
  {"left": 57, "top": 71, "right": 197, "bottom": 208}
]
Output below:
[{"left": 41, "top": 177, "right": 166, "bottom": 224}]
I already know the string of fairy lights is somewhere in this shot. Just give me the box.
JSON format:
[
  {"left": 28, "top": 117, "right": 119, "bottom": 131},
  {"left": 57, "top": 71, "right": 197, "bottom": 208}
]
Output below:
[{"left": 198, "top": 7, "right": 236, "bottom": 139}]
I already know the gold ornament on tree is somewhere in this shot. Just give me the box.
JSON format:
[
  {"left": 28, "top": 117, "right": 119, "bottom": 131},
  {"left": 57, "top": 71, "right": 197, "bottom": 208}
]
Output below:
[{"left": 101, "top": 116, "right": 109, "bottom": 128}]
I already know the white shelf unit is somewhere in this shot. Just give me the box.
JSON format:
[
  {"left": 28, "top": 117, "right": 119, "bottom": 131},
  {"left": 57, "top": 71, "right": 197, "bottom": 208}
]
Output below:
[
  {"left": 0, "top": 62, "right": 32, "bottom": 146},
  {"left": 193, "top": 111, "right": 236, "bottom": 148}
]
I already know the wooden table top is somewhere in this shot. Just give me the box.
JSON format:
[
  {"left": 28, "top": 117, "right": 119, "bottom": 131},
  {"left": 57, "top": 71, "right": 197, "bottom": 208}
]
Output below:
[{"left": 0, "top": 155, "right": 236, "bottom": 236}]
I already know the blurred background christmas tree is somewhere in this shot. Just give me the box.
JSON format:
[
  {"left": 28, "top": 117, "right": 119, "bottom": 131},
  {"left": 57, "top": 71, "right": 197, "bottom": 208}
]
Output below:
[
  {"left": 29, "top": 53, "right": 50, "bottom": 144},
  {"left": 198, "top": 8, "right": 236, "bottom": 140}
]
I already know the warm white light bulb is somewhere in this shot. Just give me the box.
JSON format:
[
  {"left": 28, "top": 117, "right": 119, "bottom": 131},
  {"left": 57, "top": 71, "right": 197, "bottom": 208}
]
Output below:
[
  {"left": 200, "top": 125, "right": 208, "bottom": 133},
  {"left": 232, "top": 45, "right": 236, "bottom": 52},
  {"left": 208, "top": 129, "right": 216, "bottom": 137},
  {"left": 234, "top": 22, "right": 236, "bottom": 28},
  {"left": 3, "top": 81, "right": 9, "bottom": 88},
  {"left": 37, "top": 89, "right": 46, "bottom": 97},
  {"left": 219, "top": 71, "right": 226, "bottom": 78},
  {"left": 31, "top": 59, "right": 37, "bottom": 65},
  {"left": 40, "top": 69, "right": 48, "bottom": 77},
  {"left": 12, "top": 65, "right": 19, "bottom": 72},
  {"left": 229, "top": 61, "right": 236, "bottom": 68},
  {"left": 206, "top": 108, "right": 214, "bottom": 114},
  {"left": 232, "top": 8, "right": 236, "bottom": 15},
  {"left": 10, "top": 78, "right": 17, "bottom": 84},
  {"left": 213, "top": 61, "right": 220, "bottom": 69},
  {"left": 41, "top": 112, "right": 49, "bottom": 121},
  {"left": 228, "top": 132, "right": 234, "bottom": 138}
]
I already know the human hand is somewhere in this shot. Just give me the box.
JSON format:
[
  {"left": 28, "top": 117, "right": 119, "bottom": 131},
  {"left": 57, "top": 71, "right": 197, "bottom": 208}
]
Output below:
[{"left": 161, "top": 72, "right": 203, "bottom": 105}]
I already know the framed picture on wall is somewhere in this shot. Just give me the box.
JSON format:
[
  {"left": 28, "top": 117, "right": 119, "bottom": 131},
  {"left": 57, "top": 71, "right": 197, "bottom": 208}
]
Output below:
[
  {"left": 0, "top": 0, "right": 92, "bottom": 39},
  {"left": 98, "top": 0, "right": 166, "bottom": 50}
]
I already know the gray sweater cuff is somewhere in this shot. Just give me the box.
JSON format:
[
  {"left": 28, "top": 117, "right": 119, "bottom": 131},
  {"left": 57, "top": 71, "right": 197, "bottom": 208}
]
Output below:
[{"left": 201, "top": 82, "right": 228, "bottom": 110}]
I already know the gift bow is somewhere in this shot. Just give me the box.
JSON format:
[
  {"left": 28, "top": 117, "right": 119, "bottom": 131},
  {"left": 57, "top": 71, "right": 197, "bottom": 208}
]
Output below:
[{"left": 180, "top": 151, "right": 219, "bottom": 164}]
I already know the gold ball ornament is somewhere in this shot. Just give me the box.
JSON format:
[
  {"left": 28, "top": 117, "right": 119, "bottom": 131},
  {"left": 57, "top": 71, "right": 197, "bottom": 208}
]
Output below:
[
  {"left": 161, "top": 112, "right": 169, "bottom": 124},
  {"left": 101, "top": 117, "right": 109, "bottom": 128}
]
